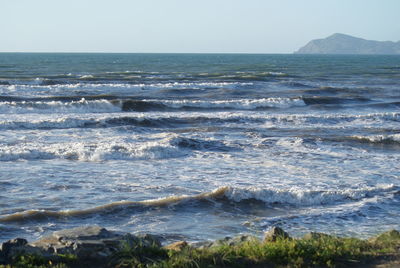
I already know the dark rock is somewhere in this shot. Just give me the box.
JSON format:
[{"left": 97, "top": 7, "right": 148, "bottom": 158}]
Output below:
[
  {"left": 0, "top": 238, "right": 28, "bottom": 259},
  {"left": 1, "top": 238, "right": 28, "bottom": 251},
  {"left": 264, "top": 226, "right": 290, "bottom": 242},
  {"left": 29, "top": 226, "right": 163, "bottom": 261},
  {"left": 303, "top": 232, "right": 335, "bottom": 240},
  {"left": 0, "top": 238, "right": 47, "bottom": 263},
  {"left": 210, "top": 235, "right": 258, "bottom": 248},
  {"left": 71, "top": 240, "right": 116, "bottom": 259},
  {"left": 0, "top": 226, "right": 163, "bottom": 266},
  {"left": 190, "top": 241, "right": 213, "bottom": 249},
  {"left": 31, "top": 226, "right": 125, "bottom": 260},
  {"left": 53, "top": 225, "right": 117, "bottom": 241},
  {"left": 135, "top": 233, "right": 162, "bottom": 247},
  {"left": 210, "top": 236, "right": 232, "bottom": 248},
  {"left": 227, "top": 235, "right": 258, "bottom": 246},
  {"left": 120, "top": 234, "right": 161, "bottom": 247}
]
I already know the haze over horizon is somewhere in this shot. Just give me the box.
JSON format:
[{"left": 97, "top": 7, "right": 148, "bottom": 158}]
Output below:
[{"left": 2, "top": 0, "right": 400, "bottom": 53}]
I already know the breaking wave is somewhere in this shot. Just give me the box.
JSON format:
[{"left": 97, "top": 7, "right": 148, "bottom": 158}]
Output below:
[
  {"left": 0, "top": 97, "right": 305, "bottom": 114},
  {"left": 349, "top": 134, "right": 400, "bottom": 145},
  {"left": 222, "top": 184, "right": 396, "bottom": 205},
  {"left": 1, "top": 112, "right": 399, "bottom": 131},
  {"left": 0, "top": 114, "right": 265, "bottom": 130},
  {"left": 0, "top": 98, "right": 120, "bottom": 114},
  {"left": 0, "top": 184, "right": 396, "bottom": 223},
  {"left": 0, "top": 81, "right": 251, "bottom": 90},
  {"left": 130, "top": 98, "right": 305, "bottom": 111},
  {"left": 0, "top": 136, "right": 236, "bottom": 162}
]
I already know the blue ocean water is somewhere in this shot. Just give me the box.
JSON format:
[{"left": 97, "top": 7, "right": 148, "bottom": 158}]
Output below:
[{"left": 0, "top": 53, "right": 399, "bottom": 243}]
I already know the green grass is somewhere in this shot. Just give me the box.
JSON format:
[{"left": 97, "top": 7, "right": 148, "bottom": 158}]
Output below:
[
  {"left": 1, "top": 230, "right": 400, "bottom": 268},
  {"left": 109, "top": 239, "right": 168, "bottom": 268},
  {"left": 150, "top": 236, "right": 374, "bottom": 268},
  {"left": 0, "top": 253, "right": 76, "bottom": 268}
]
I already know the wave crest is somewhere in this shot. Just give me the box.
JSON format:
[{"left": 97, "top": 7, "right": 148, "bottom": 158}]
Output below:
[
  {"left": 350, "top": 134, "right": 400, "bottom": 145},
  {"left": 0, "top": 136, "right": 235, "bottom": 162},
  {"left": 0, "top": 184, "right": 395, "bottom": 223},
  {"left": 0, "top": 96, "right": 305, "bottom": 114},
  {"left": 0, "top": 98, "right": 120, "bottom": 114},
  {"left": 223, "top": 184, "right": 396, "bottom": 205}
]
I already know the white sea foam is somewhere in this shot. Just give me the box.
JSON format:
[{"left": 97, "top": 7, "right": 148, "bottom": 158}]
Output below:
[
  {"left": 63, "top": 139, "right": 188, "bottom": 161},
  {"left": 0, "top": 117, "right": 95, "bottom": 130},
  {"left": 154, "top": 97, "right": 305, "bottom": 109},
  {"left": 267, "top": 112, "right": 400, "bottom": 124},
  {"left": 266, "top": 71, "right": 287, "bottom": 76},
  {"left": 350, "top": 134, "right": 400, "bottom": 144},
  {"left": 0, "top": 135, "right": 193, "bottom": 162},
  {"left": 0, "top": 97, "right": 305, "bottom": 114},
  {"left": 260, "top": 112, "right": 400, "bottom": 130},
  {"left": 1, "top": 81, "right": 252, "bottom": 93},
  {"left": 0, "top": 98, "right": 121, "bottom": 114},
  {"left": 222, "top": 184, "right": 396, "bottom": 206},
  {"left": 79, "top": 75, "right": 95, "bottom": 79},
  {"left": 0, "top": 133, "right": 238, "bottom": 161},
  {"left": 1, "top": 111, "right": 399, "bottom": 131},
  {"left": 0, "top": 148, "right": 55, "bottom": 161}
]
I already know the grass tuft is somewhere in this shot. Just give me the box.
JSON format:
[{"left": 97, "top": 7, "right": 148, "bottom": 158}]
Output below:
[{"left": 109, "top": 239, "right": 168, "bottom": 268}]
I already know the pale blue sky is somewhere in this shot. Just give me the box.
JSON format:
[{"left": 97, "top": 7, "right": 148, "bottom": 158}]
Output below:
[{"left": 1, "top": 0, "right": 399, "bottom": 53}]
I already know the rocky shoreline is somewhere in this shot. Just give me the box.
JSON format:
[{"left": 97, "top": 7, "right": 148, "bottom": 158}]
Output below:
[
  {"left": 0, "top": 226, "right": 159, "bottom": 266},
  {"left": 1, "top": 226, "right": 400, "bottom": 267}
]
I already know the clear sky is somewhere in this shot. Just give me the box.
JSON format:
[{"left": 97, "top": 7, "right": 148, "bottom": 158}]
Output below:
[{"left": 1, "top": 0, "right": 399, "bottom": 53}]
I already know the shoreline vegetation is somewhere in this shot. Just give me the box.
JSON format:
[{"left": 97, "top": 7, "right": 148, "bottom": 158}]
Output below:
[{"left": 1, "top": 226, "right": 400, "bottom": 267}]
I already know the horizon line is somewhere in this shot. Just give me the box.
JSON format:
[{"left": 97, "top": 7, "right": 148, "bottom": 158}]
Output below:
[{"left": 0, "top": 51, "right": 293, "bottom": 55}]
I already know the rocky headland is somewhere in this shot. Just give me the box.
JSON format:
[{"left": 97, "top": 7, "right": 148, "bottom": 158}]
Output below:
[{"left": 295, "top": 33, "right": 400, "bottom": 54}]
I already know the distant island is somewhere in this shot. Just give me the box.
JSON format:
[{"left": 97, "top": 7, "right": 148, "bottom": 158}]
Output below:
[{"left": 295, "top": 33, "right": 400, "bottom": 54}]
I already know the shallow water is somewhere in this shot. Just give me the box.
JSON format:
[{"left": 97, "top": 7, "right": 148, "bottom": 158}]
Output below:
[{"left": 0, "top": 53, "right": 399, "bottom": 242}]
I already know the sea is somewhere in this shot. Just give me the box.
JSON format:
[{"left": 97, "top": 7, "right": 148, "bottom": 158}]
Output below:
[{"left": 0, "top": 53, "right": 399, "bottom": 243}]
